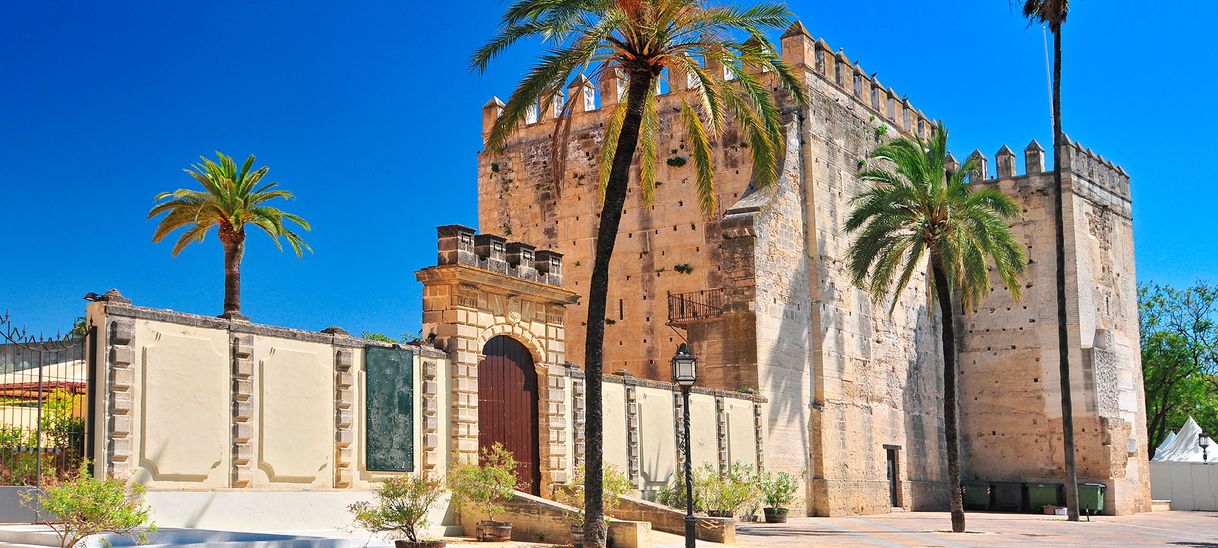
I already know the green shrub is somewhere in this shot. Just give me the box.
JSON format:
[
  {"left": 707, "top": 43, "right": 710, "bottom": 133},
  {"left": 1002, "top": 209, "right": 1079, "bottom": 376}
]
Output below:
[
  {"left": 554, "top": 464, "right": 632, "bottom": 527},
  {"left": 448, "top": 443, "right": 518, "bottom": 522},
  {"left": 697, "top": 463, "right": 759, "bottom": 517},
  {"left": 349, "top": 474, "right": 445, "bottom": 543},
  {"left": 760, "top": 470, "right": 798, "bottom": 509},
  {"left": 655, "top": 470, "right": 701, "bottom": 512},
  {"left": 21, "top": 462, "right": 155, "bottom": 548}
]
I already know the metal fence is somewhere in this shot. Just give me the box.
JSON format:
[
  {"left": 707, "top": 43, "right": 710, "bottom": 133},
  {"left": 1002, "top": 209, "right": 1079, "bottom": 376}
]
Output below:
[
  {"left": 667, "top": 288, "right": 725, "bottom": 324},
  {"left": 0, "top": 313, "right": 91, "bottom": 487}
]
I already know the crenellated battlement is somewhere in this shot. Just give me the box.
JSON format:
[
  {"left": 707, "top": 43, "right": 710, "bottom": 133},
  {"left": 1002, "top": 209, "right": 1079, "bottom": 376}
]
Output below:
[
  {"left": 436, "top": 224, "right": 564, "bottom": 287},
  {"left": 962, "top": 137, "right": 1130, "bottom": 200},
  {"left": 480, "top": 20, "right": 936, "bottom": 145}
]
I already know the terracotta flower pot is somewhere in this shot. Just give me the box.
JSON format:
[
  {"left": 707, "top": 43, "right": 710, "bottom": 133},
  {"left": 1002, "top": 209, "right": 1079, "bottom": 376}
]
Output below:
[
  {"left": 395, "top": 541, "right": 447, "bottom": 548},
  {"left": 570, "top": 524, "right": 585, "bottom": 548},
  {"left": 475, "top": 520, "right": 512, "bottom": 542},
  {"left": 763, "top": 507, "right": 788, "bottom": 523}
]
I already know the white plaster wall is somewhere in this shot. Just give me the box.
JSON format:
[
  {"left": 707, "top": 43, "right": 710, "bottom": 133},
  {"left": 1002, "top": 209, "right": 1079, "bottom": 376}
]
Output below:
[
  {"left": 687, "top": 393, "right": 717, "bottom": 469},
  {"left": 133, "top": 319, "right": 230, "bottom": 489},
  {"left": 636, "top": 386, "right": 677, "bottom": 492},
  {"left": 724, "top": 399, "right": 756, "bottom": 468},
  {"left": 602, "top": 382, "right": 629, "bottom": 473},
  {"left": 253, "top": 337, "right": 334, "bottom": 488}
]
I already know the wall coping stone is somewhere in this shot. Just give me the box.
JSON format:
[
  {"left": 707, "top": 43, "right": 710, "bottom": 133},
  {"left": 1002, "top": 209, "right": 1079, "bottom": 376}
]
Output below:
[
  {"left": 564, "top": 364, "right": 767, "bottom": 403},
  {"left": 100, "top": 301, "right": 447, "bottom": 358}
]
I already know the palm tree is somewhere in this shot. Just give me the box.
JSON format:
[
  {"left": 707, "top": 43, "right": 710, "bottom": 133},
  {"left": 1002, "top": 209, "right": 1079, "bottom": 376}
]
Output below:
[
  {"left": 1021, "top": 0, "right": 1079, "bottom": 522},
  {"left": 149, "top": 152, "right": 310, "bottom": 320},
  {"left": 846, "top": 126, "right": 1026, "bottom": 533},
  {"left": 472, "top": 1, "right": 806, "bottom": 545}
]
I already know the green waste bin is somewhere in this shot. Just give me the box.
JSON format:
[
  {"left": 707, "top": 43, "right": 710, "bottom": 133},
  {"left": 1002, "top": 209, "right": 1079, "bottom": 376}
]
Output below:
[
  {"left": 1026, "top": 483, "right": 1063, "bottom": 511},
  {"left": 962, "top": 482, "right": 992, "bottom": 510},
  {"left": 1077, "top": 483, "right": 1106, "bottom": 514}
]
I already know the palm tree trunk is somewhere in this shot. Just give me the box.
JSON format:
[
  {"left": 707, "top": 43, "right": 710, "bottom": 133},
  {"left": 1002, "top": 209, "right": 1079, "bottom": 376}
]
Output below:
[
  {"left": 1050, "top": 24, "right": 1081, "bottom": 522},
  {"left": 932, "top": 261, "right": 965, "bottom": 533},
  {"left": 220, "top": 226, "right": 246, "bottom": 320},
  {"left": 583, "top": 71, "right": 655, "bottom": 548}
]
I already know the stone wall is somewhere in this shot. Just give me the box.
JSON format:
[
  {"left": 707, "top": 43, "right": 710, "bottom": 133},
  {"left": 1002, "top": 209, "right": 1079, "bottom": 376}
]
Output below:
[
  {"left": 87, "top": 293, "right": 450, "bottom": 491},
  {"left": 961, "top": 140, "right": 1150, "bottom": 515}
]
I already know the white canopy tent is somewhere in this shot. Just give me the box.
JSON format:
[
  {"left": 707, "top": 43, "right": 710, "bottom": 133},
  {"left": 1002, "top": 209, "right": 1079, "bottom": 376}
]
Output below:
[{"left": 1152, "top": 416, "right": 1214, "bottom": 463}]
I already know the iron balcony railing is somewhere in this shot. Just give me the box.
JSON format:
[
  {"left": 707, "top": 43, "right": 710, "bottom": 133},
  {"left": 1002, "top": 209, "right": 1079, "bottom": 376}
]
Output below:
[{"left": 667, "top": 288, "right": 725, "bottom": 324}]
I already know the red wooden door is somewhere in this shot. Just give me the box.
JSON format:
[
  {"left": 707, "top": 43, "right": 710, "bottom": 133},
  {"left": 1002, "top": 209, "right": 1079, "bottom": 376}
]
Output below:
[{"left": 478, "top": 335, "right": 541, "bottom": 495}]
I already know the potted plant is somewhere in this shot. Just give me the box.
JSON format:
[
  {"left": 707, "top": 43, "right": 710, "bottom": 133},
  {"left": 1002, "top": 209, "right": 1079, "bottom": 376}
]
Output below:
[
  {"left": 697, "top": 463, "right": 757, "bottom": 518},
  {"left": 760, "top": 470, "right": 798, "bottom": 523},
  {"left": 554, "top": 464, "right": 632, "bottom": 548},
  {"left": 348, "top": 474, "right": 447, "bottom": 548},
  {"left": 448, "top": 443, "right": 518, "bottom": 542}
]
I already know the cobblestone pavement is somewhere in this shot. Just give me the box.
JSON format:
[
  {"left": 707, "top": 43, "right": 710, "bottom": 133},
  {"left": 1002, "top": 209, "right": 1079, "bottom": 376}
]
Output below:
[{"left": 734, "top": 511, "right": 1218, "bottom": 547}]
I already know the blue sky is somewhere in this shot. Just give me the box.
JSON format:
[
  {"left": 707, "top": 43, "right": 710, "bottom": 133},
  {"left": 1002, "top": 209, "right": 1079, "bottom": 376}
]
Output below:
[{"left": 0, "top": 1, "right": 1212, "bottom": 337}]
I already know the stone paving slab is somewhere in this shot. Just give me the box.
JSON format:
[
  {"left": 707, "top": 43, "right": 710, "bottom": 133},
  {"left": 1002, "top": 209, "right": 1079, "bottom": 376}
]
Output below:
[{"left": 736, "top": 511, "right": 1218, "bottom": 547}]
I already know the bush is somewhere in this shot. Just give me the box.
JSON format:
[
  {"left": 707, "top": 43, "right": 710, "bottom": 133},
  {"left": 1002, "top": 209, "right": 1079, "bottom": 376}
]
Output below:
[
  {"left": 21, "top": 462, "right": 155, "bottom": 548},
  {"left": 447, "top": 443, "right": 518, "bottom": 522},
  {"left": 349, "top": 474, "right": 445, "bottom": 543},
  {"left": 760, "top": 470, "right": 798, "bottom": 509},
  {"left": 697, "top": 463, "right": 759, "bottom": 517},
  {"left": 554, "top": 464, "right": 632, "bottom": 527},
  {"left": 655, "top": 470, "right": 701, "bottom": 512}
]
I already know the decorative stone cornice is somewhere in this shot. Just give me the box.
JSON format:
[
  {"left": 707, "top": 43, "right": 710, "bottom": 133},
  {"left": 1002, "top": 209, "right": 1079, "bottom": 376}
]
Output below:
[{"left": 415, "top": 264, "right": 579, "bottom": 306}]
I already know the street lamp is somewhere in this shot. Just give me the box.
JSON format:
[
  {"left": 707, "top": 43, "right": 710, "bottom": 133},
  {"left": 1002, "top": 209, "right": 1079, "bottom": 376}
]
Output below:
[
  {"left": 672, "top": 343, "right": 697, "bottom": 548},
  {"left": 1200, "top": 433, "right": 1212, "bottom": 463}
]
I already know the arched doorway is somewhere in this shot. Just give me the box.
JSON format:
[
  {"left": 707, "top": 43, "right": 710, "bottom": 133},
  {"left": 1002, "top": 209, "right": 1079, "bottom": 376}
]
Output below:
[{"left": 478, "top": 335, "right": 541, "bottom": 495}]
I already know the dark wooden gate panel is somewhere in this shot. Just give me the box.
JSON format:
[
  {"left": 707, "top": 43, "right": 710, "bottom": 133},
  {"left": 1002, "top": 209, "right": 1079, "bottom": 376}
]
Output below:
[{"left": 478, "top": 335, "right": 540, "bottom": 495}]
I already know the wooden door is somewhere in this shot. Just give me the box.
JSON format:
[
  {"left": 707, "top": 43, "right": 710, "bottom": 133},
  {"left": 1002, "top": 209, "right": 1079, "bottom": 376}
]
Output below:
[{"left": 478, "top": 335, "right": 541, "bottom": 495}]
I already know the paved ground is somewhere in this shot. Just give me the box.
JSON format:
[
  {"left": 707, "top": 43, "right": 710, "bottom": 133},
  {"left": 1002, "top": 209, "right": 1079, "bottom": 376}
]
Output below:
[{"left": 734, "top": 511, "right": 1218, "bottom": 547}]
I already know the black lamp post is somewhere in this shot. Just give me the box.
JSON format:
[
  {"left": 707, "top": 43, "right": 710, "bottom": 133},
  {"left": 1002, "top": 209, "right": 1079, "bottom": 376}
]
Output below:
[
  {"left": 672, "top": 343, "right": 698, "bottom": 548},
  {"left": 1200, "top": 433, "right": 1212, "bottom": 463}
]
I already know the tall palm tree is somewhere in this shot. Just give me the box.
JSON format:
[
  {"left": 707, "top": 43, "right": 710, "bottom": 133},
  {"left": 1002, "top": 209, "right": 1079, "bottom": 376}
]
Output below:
[
  {"left": 149, "top": 152, "right": 310, "bottom": 320},
  {"left": 846, "top": 127, "right": 1026, "bottom": 533},
  {"left": 1021, "top": 0, "right": 1079, "bottom": 522},
  {"left": 472, "top": 1, "right": 806, "bottom": 545}
]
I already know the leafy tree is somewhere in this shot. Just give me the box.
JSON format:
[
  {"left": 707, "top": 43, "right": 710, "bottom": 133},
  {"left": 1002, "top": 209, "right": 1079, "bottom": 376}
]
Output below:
[
  {"left": 1019, "top": 0, "right": 1079, "bottom": 521},
  {"left": 21, "top": 462, "right": 156, "bottom": 548},
  {"left": 1140, "top": 282, "right": 1218, "bottom": 453},
  {"left": 845, "top": 126, "right": 1026, "bottom": 533},
  {"left": 447, "top": 443, "right": 518, "bottom": 523},
  {"left": 348, "top": 474, "right": 446, "bottom": 544},
  {"left": 361, "top": 332, "right": 400, "bottom": 344},
  {"left": 149, "top": 152, "right": 311, "bottom": 320},
  {"left": 472, "top": 2, "right": 806, "bottom": 544}
]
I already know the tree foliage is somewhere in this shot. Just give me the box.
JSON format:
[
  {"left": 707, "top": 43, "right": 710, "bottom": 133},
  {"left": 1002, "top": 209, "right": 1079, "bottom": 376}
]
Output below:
[
  {"left": 447, "top": 443, "right": 519, "bottom": 522},
  {"left": 21, "top": 462, "right": 156, "bottom": 548},
  {"left": 1140, "top": 281, "right": 1218, "bottom": 455},
  {"left": 348, "top": 474, "right": 445, "bottom": 543}
]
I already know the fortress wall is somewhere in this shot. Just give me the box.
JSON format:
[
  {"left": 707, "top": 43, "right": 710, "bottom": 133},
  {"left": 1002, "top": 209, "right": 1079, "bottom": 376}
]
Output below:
[{"left": 962, "top": 142, "right": 1149, "bottom": 514}]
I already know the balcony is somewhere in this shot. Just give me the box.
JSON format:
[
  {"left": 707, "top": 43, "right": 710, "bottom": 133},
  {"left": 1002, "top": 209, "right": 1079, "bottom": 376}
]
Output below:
[{"left": 667, "top": 288, "right": 725, "bottom": 325}]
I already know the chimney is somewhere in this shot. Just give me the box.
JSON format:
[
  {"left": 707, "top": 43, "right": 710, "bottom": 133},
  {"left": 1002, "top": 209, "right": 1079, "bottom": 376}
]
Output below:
[
  {"left": 438, "top": 225, "right": 477, "bottom": 266},
  {"left": 474, "top": 233, "right": 508, "bottom": 274},
  {"left": 534, "top": 250, "right": 564, "bottom": 286}
]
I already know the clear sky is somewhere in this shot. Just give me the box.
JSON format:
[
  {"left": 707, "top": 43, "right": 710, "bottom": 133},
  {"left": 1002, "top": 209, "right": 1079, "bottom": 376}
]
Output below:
[{"left": 1, "top": 1, "right": 1212, "bottom": 338}]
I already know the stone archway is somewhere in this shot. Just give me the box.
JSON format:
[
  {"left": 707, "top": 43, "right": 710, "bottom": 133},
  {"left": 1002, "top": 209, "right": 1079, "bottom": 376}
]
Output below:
[{"left": 415, "top": 224, "right": 580, "bottom": 494}]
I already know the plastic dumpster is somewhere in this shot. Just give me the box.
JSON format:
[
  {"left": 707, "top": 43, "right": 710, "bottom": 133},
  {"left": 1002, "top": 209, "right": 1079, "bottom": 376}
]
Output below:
[
  {"left": 962, "top": 481, "right": 992, "bottom": 510},
  {"left": 992, "top": 482, "right": 1024, "bottom": 512},
  {"left": 1077, "top": 482, "right": 1106, "bottom": 514},
  {"left": 1026, "top": 483, "right": 1063, "bottom": 511}
]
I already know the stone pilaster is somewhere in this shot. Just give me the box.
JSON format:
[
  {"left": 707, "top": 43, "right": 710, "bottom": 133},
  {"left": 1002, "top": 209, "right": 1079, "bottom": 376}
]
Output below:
[
  {"left": 572, "top": 378, "right": 586, "bottom": 467},
  {"left": 231, "top": 334, "right": 254, "bottom": 487},
  {"left": 540, "top": 367, "right": 569, "bottom": 487},
  {"left": 105, "top": 318, "right": 136, "bottom": 478},
  {"left": 333, "top": 348, "right": 355, "bottom": 486},
  {"left": 421, "top": 359, "right": 442, "bottom": 471},
  {"left": 753, "top": 401, "right": 765, "bottom": 471},
  {"left": 625, "top": 380, "right": 641, "bottom": 486},
  {"left": 715, "top": 396, "right": 728, "bottom": 472},
  {"left": 451, "top": 350, "right": 480, "bottom": 461}
]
